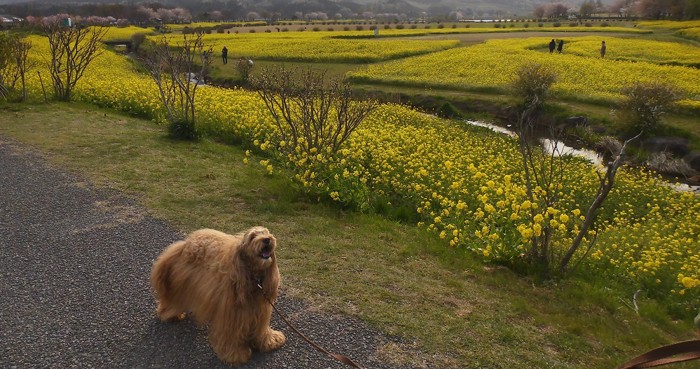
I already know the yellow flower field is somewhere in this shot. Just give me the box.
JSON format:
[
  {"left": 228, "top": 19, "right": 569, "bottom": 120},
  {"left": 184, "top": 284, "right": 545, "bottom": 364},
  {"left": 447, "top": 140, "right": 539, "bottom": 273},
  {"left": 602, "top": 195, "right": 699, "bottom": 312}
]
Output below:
[
  {"left": 102, "top": 26, "right": 155, "bottom": 42},
  {"left": 562, "top": 36, "right": 700, "bottom": 66},
  {"left": 347, "top": 37, "right": 700, "bottom": 109},
  {"left": 157, "top": 32, "right": 461, "bottom": 62},
  {"left": 636, "top": 20, "right": 700, "bottom": 29},
  {"left": 20, "top": 34, "right": 700, "bottom": 310},
  {"left": 677, "top": 27, "right": 700, "bottom": 42}
]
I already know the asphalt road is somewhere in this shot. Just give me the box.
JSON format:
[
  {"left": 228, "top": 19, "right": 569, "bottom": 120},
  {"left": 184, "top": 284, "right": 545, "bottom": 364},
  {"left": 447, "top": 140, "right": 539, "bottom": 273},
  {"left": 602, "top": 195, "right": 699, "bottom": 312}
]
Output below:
[{"left": 0, "top": 137, "right": 414, "bottom": 369}]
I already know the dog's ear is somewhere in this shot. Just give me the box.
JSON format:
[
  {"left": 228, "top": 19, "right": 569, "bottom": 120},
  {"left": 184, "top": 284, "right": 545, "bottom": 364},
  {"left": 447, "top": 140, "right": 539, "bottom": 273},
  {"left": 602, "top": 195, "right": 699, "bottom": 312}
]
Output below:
[
  {"left": 243, "top": 227, "right": 263, "bottom": 245},
  {"left": 243, "top": 229, "right": 255, "bottom": 245},
  {"left": 243, "top": 226, "right": 270, "bottom": 245}
]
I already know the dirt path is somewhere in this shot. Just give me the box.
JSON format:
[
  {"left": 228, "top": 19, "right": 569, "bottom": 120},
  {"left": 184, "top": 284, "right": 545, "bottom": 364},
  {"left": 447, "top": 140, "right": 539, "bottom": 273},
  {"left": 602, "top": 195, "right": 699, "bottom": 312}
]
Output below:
[{"left": 0, "top": 137, "right": 414, "bottom": 369}]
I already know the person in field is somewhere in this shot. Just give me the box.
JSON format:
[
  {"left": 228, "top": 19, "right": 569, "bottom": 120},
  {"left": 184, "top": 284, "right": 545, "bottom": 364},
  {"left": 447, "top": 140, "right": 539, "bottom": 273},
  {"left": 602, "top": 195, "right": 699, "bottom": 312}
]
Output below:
[
  {"left": 557, "top": 39, "right": 564, "bottom": 54},
  {"left": 549, "top": 39, "right": 556, "bottom": 53},
  {"left": 600, "top": 41, "right": 606, "bottom": 58},
  {"left": 222, "top": 46, "right": 228, "bottom": 65}
]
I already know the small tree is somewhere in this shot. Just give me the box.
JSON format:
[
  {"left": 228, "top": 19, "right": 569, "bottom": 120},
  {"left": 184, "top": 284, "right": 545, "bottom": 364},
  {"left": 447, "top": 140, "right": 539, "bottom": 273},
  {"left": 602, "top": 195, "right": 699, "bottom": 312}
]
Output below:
[
  {"left": 43, "top": 22, "right": 107, "bottom": 101},
  {"left": 0, "top": 34, "right": 12, "bottom": 100},
  {"left": 0, "top": 34, "right": 33, "bottom": 102},
  {"left": 618, "top": 81, "right": 679, "bottom": 136},
  {"left": 130, "top": 32, "right": 147, "bottom": 53},
  {"left": 252, "top": 66, "right": 378, "bottom": 157},
  {"left": 236, "top": 57, "right": 254, "bottom": 86},
  {"left": 142, "top": 31, "right": 211, "bottom": 140},
  {"left": 558, "top": 133, "right": 640, "bottom": 274},
  {"left": 511, "top": 63, "right": 641, "bottom": 276},
  {"left": 511, "top": 63, "right": 561, "bottom": 270}
]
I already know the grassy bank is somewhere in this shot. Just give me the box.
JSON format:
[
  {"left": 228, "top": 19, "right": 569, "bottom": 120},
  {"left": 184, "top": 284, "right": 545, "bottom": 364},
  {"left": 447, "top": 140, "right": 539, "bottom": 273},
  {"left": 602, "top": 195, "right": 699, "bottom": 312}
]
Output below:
[{"left": 1, "top": 102, "right": 695, "bottom": 368}]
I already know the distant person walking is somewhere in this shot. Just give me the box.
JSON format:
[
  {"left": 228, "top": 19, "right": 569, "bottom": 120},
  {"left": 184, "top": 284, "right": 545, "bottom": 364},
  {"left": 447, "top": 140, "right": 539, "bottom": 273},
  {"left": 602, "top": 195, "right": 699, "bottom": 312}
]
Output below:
[
  {"left": 549, "top": 39, "right": 556, "bottom": 53},
  {"left": 557, "top": 39, "right": 564, "bottom": 54},
  {"left": 221, "top": 46, "right": 228, "bottom": 65},
  {"left": 600, "top": 40, "right": 606, "bottom": 58}
]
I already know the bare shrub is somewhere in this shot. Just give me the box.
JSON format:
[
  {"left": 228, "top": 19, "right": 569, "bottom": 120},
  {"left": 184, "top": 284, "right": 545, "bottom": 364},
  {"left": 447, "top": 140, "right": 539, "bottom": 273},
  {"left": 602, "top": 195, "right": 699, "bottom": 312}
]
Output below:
[
  {"left": 141, "top": 31, "right": 210, "bottom": 140},
  {"left": 510, "top": 63, "right": 639, "bottom": 275},
  {"left": 0, "top": 33, "right": 33, "bottom": 101},
  {"left": 130, "top": 32, "right": 146, "bottom": 53},
  {"left": 252, "top": 66, "right": 379, "bottom": 157},
  {"left": 618, "top": 82, "right": 679, "bottom": 136},
  {"left": 647, "top": 152, "right": 696, "bottom": 177},
  {"left": 236, "top": 57, "right": 254, "bottom": 85},
  {"left": 511, "top": 63, "right": 557, "bottom": 114},
  {"left": 43, "top": 22, "right": 107, "bottom": 101}
]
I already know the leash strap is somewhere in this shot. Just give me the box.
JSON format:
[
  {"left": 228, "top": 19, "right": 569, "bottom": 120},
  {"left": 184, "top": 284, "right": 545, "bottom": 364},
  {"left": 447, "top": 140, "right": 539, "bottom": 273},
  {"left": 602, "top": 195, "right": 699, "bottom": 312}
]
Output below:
[
  {"left": 259, "top": 284, "right": 365, "bottom": 369},
  {"left": 616, "top": 339, "right": 700, "bottom": 369}
]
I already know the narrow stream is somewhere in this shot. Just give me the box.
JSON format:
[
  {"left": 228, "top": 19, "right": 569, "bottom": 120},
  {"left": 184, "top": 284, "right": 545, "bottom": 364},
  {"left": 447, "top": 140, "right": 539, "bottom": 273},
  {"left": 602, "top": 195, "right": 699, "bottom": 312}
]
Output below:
[{"left": 463, "top": 120, "right": 699, "bottom": 193}]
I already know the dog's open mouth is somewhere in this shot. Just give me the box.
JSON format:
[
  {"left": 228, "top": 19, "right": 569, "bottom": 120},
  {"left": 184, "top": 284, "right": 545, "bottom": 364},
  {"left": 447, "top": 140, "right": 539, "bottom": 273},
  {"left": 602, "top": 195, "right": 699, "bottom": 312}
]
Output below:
[{"left": 259, "top": 245, "right": 272, "bottom": 259}]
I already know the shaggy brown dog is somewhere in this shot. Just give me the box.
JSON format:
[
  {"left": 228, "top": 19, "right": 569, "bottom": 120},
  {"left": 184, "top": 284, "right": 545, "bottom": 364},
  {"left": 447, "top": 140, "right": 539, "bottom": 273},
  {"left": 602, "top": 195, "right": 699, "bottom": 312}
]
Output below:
[{"left": 151, "top": 226, "right": 286, "bottom": 365}]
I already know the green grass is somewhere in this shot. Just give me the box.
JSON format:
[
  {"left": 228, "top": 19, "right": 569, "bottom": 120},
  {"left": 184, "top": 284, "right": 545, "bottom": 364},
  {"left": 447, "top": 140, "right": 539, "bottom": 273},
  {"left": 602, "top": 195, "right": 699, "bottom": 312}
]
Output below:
[{"left": 1, "top": 102, "right": 696, "bottom": 369}]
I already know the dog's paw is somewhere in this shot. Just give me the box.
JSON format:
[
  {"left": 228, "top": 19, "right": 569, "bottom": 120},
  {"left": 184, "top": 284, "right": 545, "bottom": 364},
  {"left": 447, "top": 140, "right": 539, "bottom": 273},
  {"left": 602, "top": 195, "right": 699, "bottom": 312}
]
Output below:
[
  {"left": 222, "top": 346, "right": 252, "bottom": 365},
  {"left": 258, "top": 329, "right": 286, "bottom": 352},
  {"left": 156, "top": 302, "right": 187, "bottom": 322}
]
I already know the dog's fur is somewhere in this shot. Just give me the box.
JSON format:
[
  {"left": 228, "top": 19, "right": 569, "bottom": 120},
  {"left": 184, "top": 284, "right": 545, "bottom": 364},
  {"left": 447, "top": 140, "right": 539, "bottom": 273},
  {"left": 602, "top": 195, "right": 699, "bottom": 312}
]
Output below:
[{"left": 151, "top": 226, "right": 286, "bottom": 365}]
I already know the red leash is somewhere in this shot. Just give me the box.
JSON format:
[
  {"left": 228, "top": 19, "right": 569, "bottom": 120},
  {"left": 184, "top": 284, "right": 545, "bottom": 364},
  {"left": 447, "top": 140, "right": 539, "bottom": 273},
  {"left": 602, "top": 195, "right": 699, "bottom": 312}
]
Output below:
[{"left": 258, "top": 284, "right": 365, "bottom": 369}]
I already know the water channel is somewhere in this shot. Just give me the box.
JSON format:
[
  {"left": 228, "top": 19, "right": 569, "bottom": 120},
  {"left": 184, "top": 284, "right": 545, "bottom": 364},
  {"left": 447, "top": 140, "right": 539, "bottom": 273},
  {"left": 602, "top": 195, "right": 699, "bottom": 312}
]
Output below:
[{"left": 463, "top": 120, "right": 699, "bottom": 193}]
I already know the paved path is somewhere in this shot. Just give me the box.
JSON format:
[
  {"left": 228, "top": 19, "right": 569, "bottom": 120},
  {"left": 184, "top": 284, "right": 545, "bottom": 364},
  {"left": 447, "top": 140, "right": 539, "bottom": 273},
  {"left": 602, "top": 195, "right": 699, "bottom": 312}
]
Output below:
[{"left": 0, "top": 137, "right": 412, "bottom": 369}]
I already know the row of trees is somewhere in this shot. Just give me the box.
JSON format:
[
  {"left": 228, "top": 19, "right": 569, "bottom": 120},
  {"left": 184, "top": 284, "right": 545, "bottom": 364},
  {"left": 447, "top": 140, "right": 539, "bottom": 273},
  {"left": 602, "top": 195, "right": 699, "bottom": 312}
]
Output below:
[
  {"left": 535, "top": 0, "right": 700, "bottom": 19},
  {"left": 4, "top": 1, "right": 699, "bottom": 23}
]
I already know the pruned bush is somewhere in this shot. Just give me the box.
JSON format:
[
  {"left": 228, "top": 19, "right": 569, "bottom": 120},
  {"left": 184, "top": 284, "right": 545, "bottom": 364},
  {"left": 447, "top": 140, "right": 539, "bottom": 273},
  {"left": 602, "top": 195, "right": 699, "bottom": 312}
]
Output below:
[
  {"left": 43, "top": 23, "right": 107, "bottom": 101},
  {"left": 141, "top": 32, "right": 209, "bottom": 140},
  {"left": 618, "top": 82, "right": 679, "bottom": 135},
  {"left": 130, "top": 32, "right": 146, "bottom": 53},
  {"left": 236, "top": 57, "right": 254, "bottom": 85},
  {"left": 0, "top": 33, "right": 33, "bottom": 102},
  {"left": 252, "top": 66, "right": 379, "bottom": 157},
  {"left": 511, "top": 63, "right": 557, "bottom": 113}
]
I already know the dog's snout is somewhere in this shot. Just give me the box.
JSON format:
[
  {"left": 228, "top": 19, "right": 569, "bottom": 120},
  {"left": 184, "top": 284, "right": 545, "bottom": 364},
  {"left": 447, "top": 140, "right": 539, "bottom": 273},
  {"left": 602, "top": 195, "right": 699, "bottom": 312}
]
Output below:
[{"left": 263, "top": 238, "right": 270, "bottom": 246}]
